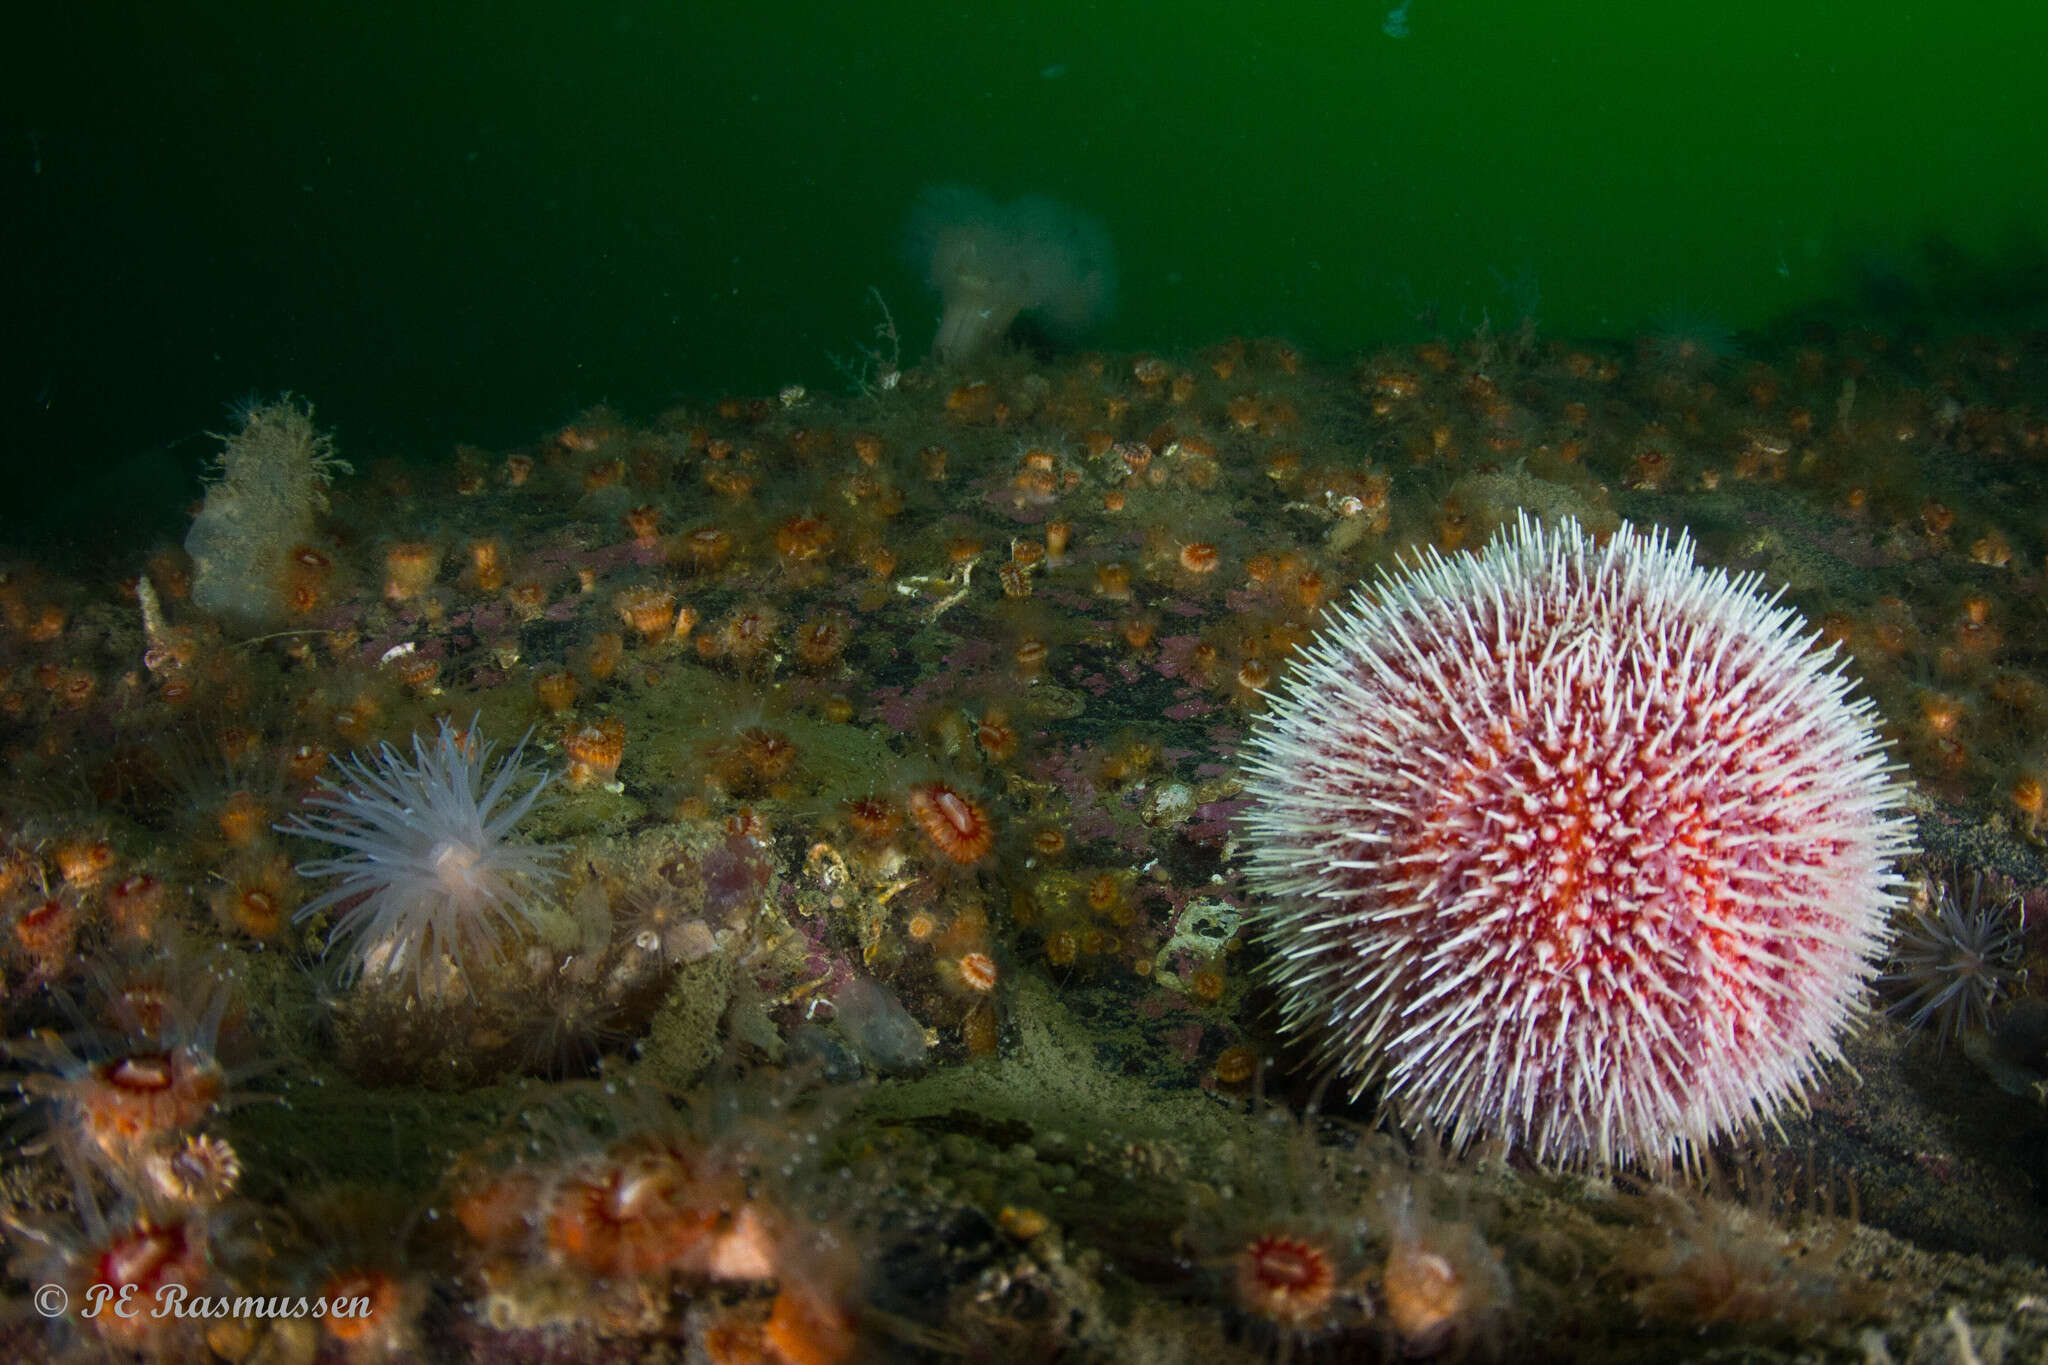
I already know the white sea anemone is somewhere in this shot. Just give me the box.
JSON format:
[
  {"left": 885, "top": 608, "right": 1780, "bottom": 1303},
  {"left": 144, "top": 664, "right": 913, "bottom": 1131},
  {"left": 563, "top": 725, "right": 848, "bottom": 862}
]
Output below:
[
  {"left": 278, "top": 718, "right": 562, "bottom": 986},
  {"left": 904, "top": 184, "right": 1115, "bottom": 365}
]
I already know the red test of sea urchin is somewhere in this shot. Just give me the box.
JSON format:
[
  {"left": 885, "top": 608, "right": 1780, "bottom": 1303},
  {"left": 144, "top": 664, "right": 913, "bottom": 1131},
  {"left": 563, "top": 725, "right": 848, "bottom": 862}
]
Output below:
[{"left": 1239, "top": 514, "right": 1912, "bottom": 1168}]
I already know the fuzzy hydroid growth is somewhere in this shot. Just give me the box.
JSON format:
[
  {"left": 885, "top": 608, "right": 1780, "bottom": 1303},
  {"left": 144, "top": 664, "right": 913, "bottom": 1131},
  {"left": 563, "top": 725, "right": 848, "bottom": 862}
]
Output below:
[
  {"left": 184, "top": 394, "right": 351, "bottom": 632},
  {"left": 1239, "top": 515, "right": 1911, "bottom": 1167}
]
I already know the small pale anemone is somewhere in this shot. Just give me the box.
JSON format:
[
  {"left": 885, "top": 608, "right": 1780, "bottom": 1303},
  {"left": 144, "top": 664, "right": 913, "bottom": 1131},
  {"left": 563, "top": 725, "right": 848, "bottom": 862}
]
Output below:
[
  {"left": 278, "top": 718, "right": 562, "bottom": 988},
  {"left": 1883, "top": 869, "right": 2024, "bottom": 1049},
  {"left": 1641, "top": 300, "right": 1740, "bottom": 376}
]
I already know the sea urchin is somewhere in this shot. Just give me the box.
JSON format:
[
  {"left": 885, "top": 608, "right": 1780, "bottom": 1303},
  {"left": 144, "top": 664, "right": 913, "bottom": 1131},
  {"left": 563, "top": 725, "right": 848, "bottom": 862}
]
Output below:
[
  {"left": 279, "top": 718, "right": 563, "bottom": 987},
  {"left": 1239, "top": 514, "right": 1911, "bottom": 1167}
]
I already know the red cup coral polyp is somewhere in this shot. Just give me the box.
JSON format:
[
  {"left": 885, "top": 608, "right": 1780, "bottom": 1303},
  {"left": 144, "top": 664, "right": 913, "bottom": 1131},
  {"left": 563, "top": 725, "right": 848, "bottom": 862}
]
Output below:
[{"left": 906, "top": 783, "right": 994, "bottom": 864}]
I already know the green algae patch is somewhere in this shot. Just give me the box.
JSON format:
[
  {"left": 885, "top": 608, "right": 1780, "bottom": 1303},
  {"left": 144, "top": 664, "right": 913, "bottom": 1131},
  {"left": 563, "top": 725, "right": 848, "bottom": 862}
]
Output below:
[
  {"left": 856, "top": 972, "right": 1240, "bottom": 1155},
  {"left": 634, "top": 949, "right": 737, "bottom": 1089},
  {"left": 222, "top": 1073, "right": 546, "bottom": 1194}
]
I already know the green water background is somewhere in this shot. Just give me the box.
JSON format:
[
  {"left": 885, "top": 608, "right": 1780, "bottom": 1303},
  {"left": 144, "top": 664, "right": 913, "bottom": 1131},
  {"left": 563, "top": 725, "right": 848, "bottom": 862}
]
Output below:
[{"left": 8, "top": 1, "right": 2046, "bottom": 554}]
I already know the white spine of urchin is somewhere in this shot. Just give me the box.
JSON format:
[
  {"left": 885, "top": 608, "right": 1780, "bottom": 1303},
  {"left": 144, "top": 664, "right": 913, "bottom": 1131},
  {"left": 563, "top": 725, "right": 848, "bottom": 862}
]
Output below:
[
  {"left": 278, "top": 717, "right": 563, "bottom": 988},
  {"left": 1238, "top": 513, "right": 1913, "bottom": 1168}
]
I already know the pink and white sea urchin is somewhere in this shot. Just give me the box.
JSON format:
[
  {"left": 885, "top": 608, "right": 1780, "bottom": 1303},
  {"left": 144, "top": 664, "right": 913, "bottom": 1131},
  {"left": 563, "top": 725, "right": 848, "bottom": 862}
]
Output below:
[
  {"left": 278, "top": 718, "right": 562, "bottom": 986},
  {"left": 1239, "top": 514, "right": 1912, "bottom": 1168}
]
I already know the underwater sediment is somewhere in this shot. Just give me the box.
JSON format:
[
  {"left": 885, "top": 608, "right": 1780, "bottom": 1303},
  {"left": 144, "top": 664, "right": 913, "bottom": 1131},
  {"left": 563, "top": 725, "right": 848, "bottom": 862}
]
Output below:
[{"left": 3, "top": 324, "right": 2048, "bottom": 1362}]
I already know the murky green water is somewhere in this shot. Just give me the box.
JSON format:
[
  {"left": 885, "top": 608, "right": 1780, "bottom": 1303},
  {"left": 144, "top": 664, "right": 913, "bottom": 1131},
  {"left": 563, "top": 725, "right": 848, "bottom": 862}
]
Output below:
[{"left": 11, "top": 2, "right": 2048, "bottom": 548}]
